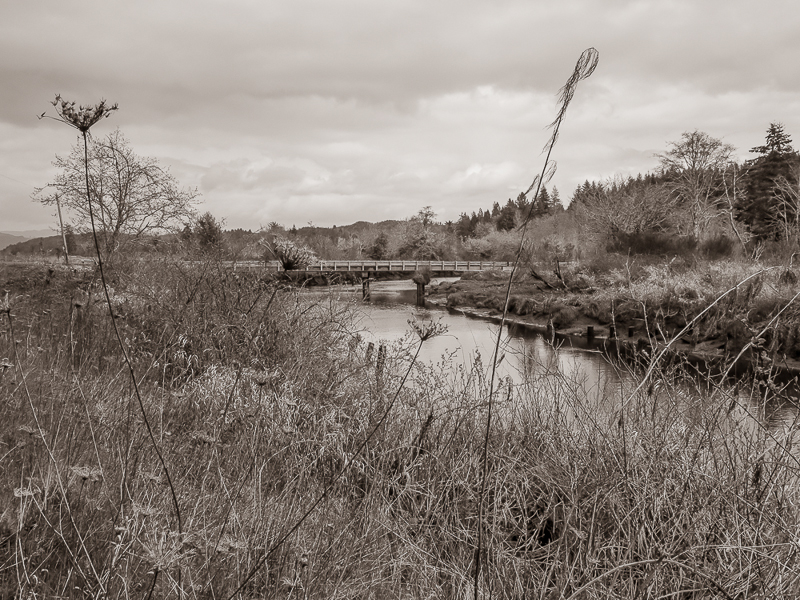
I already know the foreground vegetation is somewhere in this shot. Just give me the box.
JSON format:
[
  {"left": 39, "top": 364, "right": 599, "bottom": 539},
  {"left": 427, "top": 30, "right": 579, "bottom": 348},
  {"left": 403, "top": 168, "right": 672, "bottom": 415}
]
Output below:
[{"left": 2, "top": 256, "right": 800, "bottom": 599}]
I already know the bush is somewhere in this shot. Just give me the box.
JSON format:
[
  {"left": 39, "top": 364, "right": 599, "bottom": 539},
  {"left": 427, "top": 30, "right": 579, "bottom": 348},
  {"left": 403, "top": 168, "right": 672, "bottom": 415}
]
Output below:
[
  {"left": 550, "top": 305, "right": 580, "bottom": 328},
  {"left": 606, "top": 231, "right": 697, "bottom": 256},
  {"left": 508, "top": 295, "right": 537, "bottom": 316},
  {"left": 411, "top": 268, "right": 432, "bottom": 285},
  {"left": 700, "top": 234, "right": 735, "bottom": 260},
  {"left": 262, "top": 236, "right": 317, "bottom": 270}
]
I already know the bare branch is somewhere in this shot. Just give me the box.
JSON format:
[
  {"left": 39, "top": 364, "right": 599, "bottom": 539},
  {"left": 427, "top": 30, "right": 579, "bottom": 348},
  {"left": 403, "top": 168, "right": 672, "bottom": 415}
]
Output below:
[{"left": 33, "top": 129, "right": 199, "bottom": 258}]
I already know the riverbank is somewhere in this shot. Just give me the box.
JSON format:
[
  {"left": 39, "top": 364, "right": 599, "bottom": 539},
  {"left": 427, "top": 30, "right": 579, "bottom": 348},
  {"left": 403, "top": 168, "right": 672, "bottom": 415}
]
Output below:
[
  {"left": 4, "top": 257, "right": 800, "bottom": 597},
  {"left": 426, "top": 260, "right": 800, "bottom": 376}
]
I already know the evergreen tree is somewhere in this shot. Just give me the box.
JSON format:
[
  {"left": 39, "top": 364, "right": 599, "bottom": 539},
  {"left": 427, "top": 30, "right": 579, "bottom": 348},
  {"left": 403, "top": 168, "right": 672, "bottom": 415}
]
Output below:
[
  {"left": 533, "top": 186, "right": 554, "bottom": 217},
  {"left": 456, "top": 212, "right": 475, "bottom": 238},
  {"left": 496, "top": 199, "right": 517, "bottom": 231},
  {"left": 737, "top": 123, "right": 800, "bottom": 239},
  {"left": 551, "top": 186, "right": 563, "bottom": 211},
  {"left": 751, "top": 123, "right": 793, "bottom": 155},
  {"left": 470, "top": 212, "right": 480, "bottom": 233},
  {"left": 194, "top": 212, "right": 225, "bottom": 252},
  {"left": 568, "top": 180, "right": 593, "bottom": 209}
]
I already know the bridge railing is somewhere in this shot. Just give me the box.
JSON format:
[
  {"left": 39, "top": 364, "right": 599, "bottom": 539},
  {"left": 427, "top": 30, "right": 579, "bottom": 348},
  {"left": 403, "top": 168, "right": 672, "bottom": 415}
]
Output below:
[
  {"left": 230, "top": 260, "right": 512, "bottom": 272},
  {"left": 302, "top": 260, "right": 511, "bottom": 272}
]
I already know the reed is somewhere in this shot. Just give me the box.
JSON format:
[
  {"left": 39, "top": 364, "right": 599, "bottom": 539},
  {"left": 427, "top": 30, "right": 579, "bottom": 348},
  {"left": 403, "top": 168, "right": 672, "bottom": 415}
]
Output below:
[{"left": 3, "top": 258, "right": 800, "bottom": 598}]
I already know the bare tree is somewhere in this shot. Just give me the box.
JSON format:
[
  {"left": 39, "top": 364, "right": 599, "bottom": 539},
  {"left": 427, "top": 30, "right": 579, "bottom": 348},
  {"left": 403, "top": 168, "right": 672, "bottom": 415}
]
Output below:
[
  {"left": 576, "top": 176, "right": 677, "bottom": 238},
  {"left": 398, "top": 206, "right": 446, "bottom": 259},
  {"left": 657, "top": 130, "right": 735, "bottom": 241},
  {"left": 770, "top": 161, "right": 800, "bottom": 244},
  {"left": 35, "top": 129, "right": 199, "bottom": 257},
  {"left": 720, "top": 162, "right": 750, "bottom": 252}
]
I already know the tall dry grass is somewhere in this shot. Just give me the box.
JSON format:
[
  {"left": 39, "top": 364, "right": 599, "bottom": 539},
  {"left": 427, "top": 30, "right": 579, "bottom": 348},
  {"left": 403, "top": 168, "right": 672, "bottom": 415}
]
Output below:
[{"left": 2, "top": 258, "right": 800, "bottom": 598}]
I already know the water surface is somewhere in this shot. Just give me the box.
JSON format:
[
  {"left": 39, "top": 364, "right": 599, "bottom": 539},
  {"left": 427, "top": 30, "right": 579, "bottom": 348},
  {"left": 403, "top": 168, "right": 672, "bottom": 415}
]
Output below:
[
  {"left": 343, "top": 279, "right": 626, "bottom": 401},
  {"left": 316, "top": 278, "right": 798, "bottom": 431}
]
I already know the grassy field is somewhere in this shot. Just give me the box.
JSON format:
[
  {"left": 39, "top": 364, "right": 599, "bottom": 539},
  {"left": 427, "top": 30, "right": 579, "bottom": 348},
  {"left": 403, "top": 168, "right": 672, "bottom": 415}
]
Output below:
[{"left": 2, "top": 256, "right": 800, "bottom": 598}]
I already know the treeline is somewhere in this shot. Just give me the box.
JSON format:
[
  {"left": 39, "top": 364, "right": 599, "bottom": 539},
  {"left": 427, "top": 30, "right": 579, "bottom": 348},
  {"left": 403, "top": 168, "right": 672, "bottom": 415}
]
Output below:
[
  {"left": 158, "top": 122, "right": 800, "bottom": 264},
  {"left": 453, "top": 186, "right": 563, "bottom": 238},
  {"left": 3, "top": 194, "right": 572, "bottom": 265},
  {"left": 9, "top": 123, "right": 799, "bottom": 266},
  {"left": 569, "top": 123, "right": 800, "bottom": 256}
]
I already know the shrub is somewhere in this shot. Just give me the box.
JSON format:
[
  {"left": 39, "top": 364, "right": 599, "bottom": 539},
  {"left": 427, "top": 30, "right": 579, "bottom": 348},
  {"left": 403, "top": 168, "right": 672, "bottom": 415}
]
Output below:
[
  {"left": 411, "top": 268, "right": 432, "bottom": 285},
  {"left": 550, "top": 305, "right": 580, "bottom": 328},
  {"left": 700, "top": 234, "right": 735, "bottom": 260},
  {"left": 446, "top": 291, "right": 471, "bottom": 308},
  {"left": 606, "top": 231, "right": 697, "bottom": 256},
  {"left": 262, "top": 236, "right": 317, "bottom": 270}
]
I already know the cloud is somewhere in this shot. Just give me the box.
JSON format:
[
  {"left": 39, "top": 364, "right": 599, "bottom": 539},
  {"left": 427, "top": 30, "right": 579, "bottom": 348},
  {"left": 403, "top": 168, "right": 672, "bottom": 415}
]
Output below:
[
  {"left": 446, "top": 162, "right": 523, "bottom": 193},
  {"left": 1, "top": 0, "right": 799, "bottom": 230}
]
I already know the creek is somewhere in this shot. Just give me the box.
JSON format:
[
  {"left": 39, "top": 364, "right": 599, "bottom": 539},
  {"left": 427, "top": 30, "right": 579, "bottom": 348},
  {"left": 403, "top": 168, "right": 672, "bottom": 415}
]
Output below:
[
  {"left": 309, "top": 278, "right": 798, "bottom": 430},
  {"left": 323, "top": 278, "right": 626, "bottom": 399}
]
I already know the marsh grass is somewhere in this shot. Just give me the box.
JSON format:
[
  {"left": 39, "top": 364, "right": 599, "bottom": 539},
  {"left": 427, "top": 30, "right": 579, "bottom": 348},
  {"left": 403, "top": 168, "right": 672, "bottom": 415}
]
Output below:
[{"left": 2, "top": 259, "right": 800, "bottom": 598}]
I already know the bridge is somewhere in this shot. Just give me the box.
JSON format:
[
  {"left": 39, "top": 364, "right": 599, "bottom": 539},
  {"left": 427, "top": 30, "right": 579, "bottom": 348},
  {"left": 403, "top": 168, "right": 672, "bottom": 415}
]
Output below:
[
  {"left": 0, "top": 256, "right": 511, "bottom": 274},
  {"left": 236, "top": 259, "right": 513, "bottom": 304},
  {"left": 236, "top": 260, "right": 512, "bottom": 273}
]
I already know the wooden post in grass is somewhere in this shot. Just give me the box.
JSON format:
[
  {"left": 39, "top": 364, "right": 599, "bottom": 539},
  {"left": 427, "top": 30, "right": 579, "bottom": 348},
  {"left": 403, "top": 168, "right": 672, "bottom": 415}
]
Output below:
[
  {"left": 55, "top": 193, "right": 70, "bottom": 266},
  {"left": 362, "top": 274, "right": 371, "bottom": 300},
  {"left": 376, "top": 344, "right": 386, "bottom": 379}
]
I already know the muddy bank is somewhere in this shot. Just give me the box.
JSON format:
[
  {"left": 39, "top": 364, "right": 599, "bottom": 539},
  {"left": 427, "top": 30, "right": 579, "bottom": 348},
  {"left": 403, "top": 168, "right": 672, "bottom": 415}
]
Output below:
[{"left": 426, "top": 269, "right": 800, "bottom": 377}]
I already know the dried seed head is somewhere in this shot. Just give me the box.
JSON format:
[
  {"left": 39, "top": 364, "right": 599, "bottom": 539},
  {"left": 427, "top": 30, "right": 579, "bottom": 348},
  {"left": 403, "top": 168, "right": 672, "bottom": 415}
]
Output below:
[
  {"left": 408, "top": 317, "right": 448, "bottom": 341},
  {"left": 47, "top": 94, "right": 118, "bottom": 133}
]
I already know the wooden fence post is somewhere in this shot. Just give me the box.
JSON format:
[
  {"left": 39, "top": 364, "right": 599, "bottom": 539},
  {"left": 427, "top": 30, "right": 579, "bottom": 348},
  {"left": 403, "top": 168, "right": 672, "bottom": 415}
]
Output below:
[
  {"left": 362, "top": 275, "right": 371, "bottom": 300},
  {"left": 376, "top": 344, "right": 386, "bottom": 379}
]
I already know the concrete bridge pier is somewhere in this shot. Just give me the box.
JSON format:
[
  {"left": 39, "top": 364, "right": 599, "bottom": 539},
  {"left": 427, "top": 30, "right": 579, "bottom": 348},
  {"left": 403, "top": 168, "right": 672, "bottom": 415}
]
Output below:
[{"left": 416, "top": 282, "right": 425, "bottom": 307}]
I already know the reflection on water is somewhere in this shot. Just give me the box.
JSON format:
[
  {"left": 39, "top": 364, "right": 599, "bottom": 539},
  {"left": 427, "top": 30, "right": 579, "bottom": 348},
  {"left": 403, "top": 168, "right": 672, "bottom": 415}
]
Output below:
[
  {"left": 352, "top": 279, "right": 627, "bottom": 397},
  {"left": 315, "top": 277, "right": 799, "bottom": 432}
]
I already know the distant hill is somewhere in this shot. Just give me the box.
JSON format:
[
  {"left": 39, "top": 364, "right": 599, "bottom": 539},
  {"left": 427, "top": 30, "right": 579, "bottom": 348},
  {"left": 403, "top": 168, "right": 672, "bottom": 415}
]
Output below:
[
  {"left": 294, "top": 219, "right": 403, "bottom": 238},
  {"left": 0, "top": 219, "right": 408, "bottom": 258},
  {"left": 0, "top": 232, "right": 29, "bottom": 251},
  {"left": 1, "top": 235, "right": 64, "bottom": 256},
  {"left": 0, "top": 229, "right": 53, "bottom": 239}
]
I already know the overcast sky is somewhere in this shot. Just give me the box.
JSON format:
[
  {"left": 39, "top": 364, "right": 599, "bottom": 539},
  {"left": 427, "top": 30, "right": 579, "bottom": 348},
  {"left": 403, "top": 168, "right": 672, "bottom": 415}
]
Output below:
[{"left": 2, "top": 0, "right": 799, "bottom": 233}]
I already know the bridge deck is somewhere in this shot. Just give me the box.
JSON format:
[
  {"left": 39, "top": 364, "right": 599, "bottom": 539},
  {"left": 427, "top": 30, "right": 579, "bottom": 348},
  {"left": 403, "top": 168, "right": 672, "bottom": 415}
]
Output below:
[
  {"left": 0, "top": 257, "right": 512, "bottom": 274},
  {"left": 236, "top": 260, "right": 511, "bottom": 272}
]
